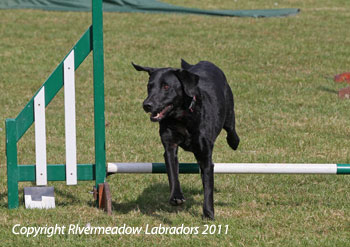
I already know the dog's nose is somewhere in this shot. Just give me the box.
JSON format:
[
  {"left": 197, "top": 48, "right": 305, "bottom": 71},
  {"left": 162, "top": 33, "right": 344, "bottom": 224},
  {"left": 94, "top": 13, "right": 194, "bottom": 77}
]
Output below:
[{"left": 143, "top": 102, "right": 153, "bottom": 113}]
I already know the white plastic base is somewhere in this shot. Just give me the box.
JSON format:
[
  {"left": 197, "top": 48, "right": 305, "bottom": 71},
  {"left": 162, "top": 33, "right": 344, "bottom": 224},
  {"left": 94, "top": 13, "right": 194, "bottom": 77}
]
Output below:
[{"left": 24, "top": 187, "right": 55, "bottom": 209}]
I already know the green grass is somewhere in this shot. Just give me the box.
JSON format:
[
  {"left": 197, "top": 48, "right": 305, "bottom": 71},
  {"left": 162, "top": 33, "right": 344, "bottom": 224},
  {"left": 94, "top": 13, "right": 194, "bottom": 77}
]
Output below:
[{"left": 1, "top": 0, "right": 350, "bottom": 246}]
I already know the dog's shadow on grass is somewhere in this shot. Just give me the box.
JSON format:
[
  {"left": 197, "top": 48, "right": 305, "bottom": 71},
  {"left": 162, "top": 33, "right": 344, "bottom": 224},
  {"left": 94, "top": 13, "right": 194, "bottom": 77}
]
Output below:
[{"left": 112, "top": 183, "right": 203, "bottom": 221}]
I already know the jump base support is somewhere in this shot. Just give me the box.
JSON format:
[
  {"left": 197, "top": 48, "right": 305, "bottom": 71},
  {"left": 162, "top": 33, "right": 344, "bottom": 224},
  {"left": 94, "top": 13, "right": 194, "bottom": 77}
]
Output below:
[
  {"left": 24, "top": 186, "right": 55, "bottom": 209},
  {"left": 93, "top": 182, "right": 112, "bottom": 215}
]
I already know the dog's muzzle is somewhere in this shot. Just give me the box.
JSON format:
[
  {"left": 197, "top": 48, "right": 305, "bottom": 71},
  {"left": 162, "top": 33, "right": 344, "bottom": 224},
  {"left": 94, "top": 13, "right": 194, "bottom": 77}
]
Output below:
[{"left": 151, "top": 105, "right": 173, "bottom": 122}]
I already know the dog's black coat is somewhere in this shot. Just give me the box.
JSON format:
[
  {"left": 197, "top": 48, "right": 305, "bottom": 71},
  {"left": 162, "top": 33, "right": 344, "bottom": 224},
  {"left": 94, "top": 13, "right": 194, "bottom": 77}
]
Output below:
[{"left": 132, "top": 59, "right": 239, "bottom": 219}]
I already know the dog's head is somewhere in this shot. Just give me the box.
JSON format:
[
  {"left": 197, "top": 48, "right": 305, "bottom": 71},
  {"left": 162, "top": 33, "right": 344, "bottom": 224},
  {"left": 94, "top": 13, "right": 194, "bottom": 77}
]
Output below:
[{"left": 132, "top": 61, "right": 199, "bottom": 122}]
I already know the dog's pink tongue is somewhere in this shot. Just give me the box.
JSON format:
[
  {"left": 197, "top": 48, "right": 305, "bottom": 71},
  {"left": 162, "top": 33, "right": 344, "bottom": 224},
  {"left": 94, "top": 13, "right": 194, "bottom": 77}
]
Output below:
[
  {"left": 161, "top": 105, "right": 172, "bottom": 114},
  {"left": 150, "top": 112, "right": 161, "bottom": 121},
  {"left": 151, "top": 105, "right": 173, "bottom": 121}
]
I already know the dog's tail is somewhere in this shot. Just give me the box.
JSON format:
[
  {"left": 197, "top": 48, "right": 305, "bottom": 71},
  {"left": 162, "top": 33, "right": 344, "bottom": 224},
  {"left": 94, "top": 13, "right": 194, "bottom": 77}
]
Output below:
[
  {"left": 226, "top": 130, "right": 240, "bottom": 150},
  {"left": 224, "top": 126, "right": 240, "bottom": 150}
]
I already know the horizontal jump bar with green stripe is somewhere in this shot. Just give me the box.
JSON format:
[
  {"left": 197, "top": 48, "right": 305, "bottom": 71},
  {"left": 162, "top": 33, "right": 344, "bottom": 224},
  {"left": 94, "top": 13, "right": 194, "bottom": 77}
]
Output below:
[
  {"left": 107, "top": 163, "right": 350, "bottom": 174},
  {"left": 16, "top": 163, "right": 350, "bottom": 182}
]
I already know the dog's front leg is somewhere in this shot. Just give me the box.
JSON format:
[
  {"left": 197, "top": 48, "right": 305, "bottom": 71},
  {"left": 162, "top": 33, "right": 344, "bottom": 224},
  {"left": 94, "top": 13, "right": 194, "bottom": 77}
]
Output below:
[
  {"left": 163, "top": 145, "right": 185, "bottom": 206},
  {"left": 160, "top": 125, "right": 186, "bottom": 206}
]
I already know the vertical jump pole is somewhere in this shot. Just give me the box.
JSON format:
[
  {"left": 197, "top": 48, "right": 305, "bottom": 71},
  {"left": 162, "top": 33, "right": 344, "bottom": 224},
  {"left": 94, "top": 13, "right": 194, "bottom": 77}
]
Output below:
[
  {"left": 92, "top": 0, "right": 106, "bottom": 187},
  {"left": 6, "top": 119, "right": 19, "bottom": 209}
]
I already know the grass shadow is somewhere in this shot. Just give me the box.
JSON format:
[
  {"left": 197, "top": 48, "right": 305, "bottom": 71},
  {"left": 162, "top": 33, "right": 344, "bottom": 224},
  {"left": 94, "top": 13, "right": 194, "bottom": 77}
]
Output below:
[
  {"left": 112, "top": 183, "right": 203, "bottom": 221},
  {"left": 54, "top": 187, "right": 84, "bottom": 206},
  {"left": 318, "top": 86, "right": 338, "bottom": 94},
  {"left": 0, "top": 192, "right": 7, "bottom": 208},
  {"left": 0, "top": 188, "right": 83, "bottom": 209}
]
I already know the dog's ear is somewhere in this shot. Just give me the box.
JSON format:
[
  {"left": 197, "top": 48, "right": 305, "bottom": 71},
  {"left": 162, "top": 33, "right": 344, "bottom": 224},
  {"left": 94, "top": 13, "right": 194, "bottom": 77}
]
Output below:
[
  {"left": 132, "top": 62, "right": 156, "bottom": 75},
  {"left": 181, "top": 59, "right": 193, "bottom": 70},
  {"left": 174, "top": 69, "right": 199, "bottom": 97}
]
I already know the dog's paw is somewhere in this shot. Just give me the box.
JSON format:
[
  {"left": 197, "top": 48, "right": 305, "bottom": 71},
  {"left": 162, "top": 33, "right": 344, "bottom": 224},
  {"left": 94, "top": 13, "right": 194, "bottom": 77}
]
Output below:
[
  {"left": 202, "top": 214, "right": 215, "bottom": 221},
  {"left": 169, "top": 198, "right": 186, "bottom": 206},
  {"left": 202, "top": 209, "right": 215, "bottom": 220}
]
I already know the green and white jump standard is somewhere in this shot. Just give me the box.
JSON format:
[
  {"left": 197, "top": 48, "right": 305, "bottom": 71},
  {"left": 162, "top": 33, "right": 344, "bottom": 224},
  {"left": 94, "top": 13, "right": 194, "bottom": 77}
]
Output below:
[
  {"left": 107, "top": 163, "right": 350, "bottom": 174},
  {"left": 5, "top": 0, "right": 106, "bottom": 209}
]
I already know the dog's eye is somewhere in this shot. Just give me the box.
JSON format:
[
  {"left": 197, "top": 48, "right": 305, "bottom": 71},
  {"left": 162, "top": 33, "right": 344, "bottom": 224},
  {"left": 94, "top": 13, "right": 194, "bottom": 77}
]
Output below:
[{"left": 163, "top": 84, "right": 170, "bottom": 90}]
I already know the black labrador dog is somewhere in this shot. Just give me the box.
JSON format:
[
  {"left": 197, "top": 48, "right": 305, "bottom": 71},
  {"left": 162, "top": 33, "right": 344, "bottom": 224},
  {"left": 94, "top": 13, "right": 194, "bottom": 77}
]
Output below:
[{"left": 132, "top": 59, "right": 240, "bottom": 220}]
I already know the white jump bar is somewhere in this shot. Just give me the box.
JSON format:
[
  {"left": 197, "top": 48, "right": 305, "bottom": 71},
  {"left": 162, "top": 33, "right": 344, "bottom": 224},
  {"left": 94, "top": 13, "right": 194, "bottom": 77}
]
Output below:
[{"left": 107, "top": 163, "right": 340, "bottom": 174}]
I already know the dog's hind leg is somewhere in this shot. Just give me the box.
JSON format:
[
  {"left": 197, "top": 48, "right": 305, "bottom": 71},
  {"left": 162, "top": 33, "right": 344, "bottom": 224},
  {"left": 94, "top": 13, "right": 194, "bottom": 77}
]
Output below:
[{"left": 194, "top": 147, "right": 215, "bottom": 220}]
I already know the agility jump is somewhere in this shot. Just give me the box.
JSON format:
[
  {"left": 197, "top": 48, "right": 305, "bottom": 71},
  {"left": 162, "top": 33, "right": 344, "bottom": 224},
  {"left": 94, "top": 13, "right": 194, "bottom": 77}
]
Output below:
[{"left": 5, "top": 0, "right": 350, "bottom": 213}]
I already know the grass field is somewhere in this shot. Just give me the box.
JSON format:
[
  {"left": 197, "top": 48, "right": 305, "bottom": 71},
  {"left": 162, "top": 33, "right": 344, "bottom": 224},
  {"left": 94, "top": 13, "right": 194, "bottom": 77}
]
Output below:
[{"left": 1, "top": 0, "right": 350, "bottom": 246}]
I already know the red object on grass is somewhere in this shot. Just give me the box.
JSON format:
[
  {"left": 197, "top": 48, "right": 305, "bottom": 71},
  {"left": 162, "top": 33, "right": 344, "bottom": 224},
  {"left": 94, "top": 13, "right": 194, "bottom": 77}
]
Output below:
[
  {"left": 334, "top": 72, "right": 350, "bottom": 83},
  {"left": 338, "top": 87, "right": 350, "bottom": 99}
]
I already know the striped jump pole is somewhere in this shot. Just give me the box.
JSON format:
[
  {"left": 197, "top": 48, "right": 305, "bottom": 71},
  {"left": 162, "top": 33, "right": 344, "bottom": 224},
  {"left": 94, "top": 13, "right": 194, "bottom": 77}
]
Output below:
[{"left": 107, "top": 163, "right": 350, "bottom": 175}]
